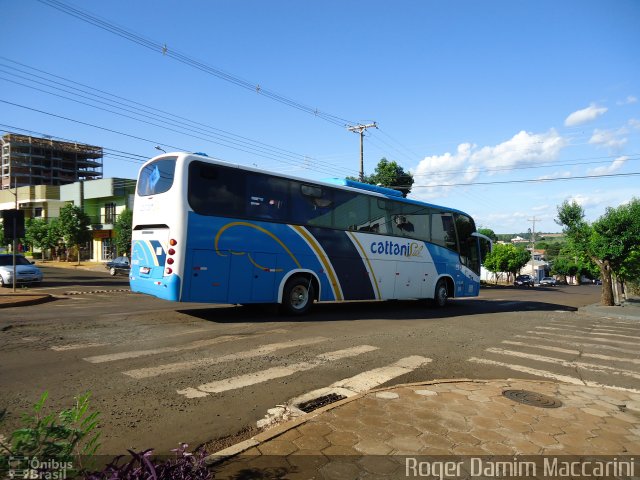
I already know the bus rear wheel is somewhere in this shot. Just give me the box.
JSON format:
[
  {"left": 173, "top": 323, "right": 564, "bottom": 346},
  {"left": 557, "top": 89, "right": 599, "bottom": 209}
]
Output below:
[
  {"left": 281, "top": 275, "right": 314, "bottom": 315},
  {"left": 434, "top": 279, "right": 448, "bottom": 308}
]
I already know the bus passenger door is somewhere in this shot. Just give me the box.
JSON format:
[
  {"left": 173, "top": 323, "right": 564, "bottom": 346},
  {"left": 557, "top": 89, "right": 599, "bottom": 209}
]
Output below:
[{"left": 187, "top": 249, "right": 230, "bottom": 303}]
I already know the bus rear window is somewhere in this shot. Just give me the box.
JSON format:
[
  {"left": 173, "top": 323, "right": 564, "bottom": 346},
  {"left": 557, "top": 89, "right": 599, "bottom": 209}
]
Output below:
[{"left": 138, "top": 157, "right": 177, "bottom": 196}]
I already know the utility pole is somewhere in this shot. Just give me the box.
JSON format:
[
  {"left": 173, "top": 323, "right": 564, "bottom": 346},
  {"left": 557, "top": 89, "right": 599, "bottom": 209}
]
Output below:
[
  {"left": 347, "top": 122, "right": 377, "bottom": 181},
  {"left": 528, "top": 216, "right": 539, "bottom": 281}
]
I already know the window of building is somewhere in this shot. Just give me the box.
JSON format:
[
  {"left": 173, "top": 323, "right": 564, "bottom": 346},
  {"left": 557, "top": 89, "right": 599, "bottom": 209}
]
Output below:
[{"left": 105, "top": 203, "right": 116, "bottom": 224}]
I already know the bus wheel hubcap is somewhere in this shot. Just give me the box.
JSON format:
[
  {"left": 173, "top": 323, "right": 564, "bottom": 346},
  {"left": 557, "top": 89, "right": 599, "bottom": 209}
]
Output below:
[{"left": 291, "top": 286, "right": 308, "bottom": 308}]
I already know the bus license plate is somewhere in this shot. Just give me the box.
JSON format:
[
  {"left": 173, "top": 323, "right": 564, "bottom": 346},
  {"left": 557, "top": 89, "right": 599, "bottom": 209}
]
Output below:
[{"left": 140, "top": 267, "right": 151, "bottom": 274}]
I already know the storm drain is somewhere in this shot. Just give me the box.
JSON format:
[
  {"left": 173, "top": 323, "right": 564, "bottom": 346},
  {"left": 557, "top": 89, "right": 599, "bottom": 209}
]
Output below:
[
  {"left": 297, "top": 393, "right": 347, "bottom": 413},
  {"left": 502, "top": 389, "right": 563, "bottom": 408}
]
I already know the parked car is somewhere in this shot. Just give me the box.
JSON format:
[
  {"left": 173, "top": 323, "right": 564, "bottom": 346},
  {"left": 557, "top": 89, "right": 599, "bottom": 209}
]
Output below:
[
  {"left": 514, "top": 274, "right": 535, "bottom": 287},
  {"left": 539, "top": 276, "right": 558, "bottom": 286},
  {"left": 106, "top": 256, "right": 131, "bottom": 276},
  {"left": 0, "top": 254, "right": 43, "bottom": 286}
]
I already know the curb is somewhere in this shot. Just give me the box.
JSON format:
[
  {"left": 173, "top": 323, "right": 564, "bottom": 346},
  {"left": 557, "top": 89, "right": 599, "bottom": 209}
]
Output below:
[
  {"left": 579, "top": 302, "right": 640, "bottom": 322},
  {"left": 0, "top": 294, "right": 54, "bottom": 309},
  {"left": 204, "top": 378, "right": 488, "bottom": 465}
]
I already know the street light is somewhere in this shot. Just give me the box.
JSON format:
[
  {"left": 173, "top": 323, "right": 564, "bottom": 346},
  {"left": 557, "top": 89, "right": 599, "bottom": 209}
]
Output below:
[{"left": 155, "top": 146, "right": 166, "bottom": 153}]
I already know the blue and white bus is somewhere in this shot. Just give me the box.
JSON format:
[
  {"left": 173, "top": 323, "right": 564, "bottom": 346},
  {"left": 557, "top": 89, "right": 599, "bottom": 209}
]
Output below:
[{"left": 130, "top": 152, "right": 486, "bottom": 314}]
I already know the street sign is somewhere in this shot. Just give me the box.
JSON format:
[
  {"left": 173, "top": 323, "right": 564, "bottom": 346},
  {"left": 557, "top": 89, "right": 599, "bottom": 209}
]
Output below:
[{"left": 1, "top": 209, "right": 25, "bottom": 240}]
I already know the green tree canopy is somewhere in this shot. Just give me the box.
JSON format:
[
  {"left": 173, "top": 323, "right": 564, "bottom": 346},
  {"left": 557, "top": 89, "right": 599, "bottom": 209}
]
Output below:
[
  {"left": 113, "top": 208, "right": 133, "bottom": 256},
  {"left": 25, "top": 218, "right": 60, "bottom": 259},
  {"left": 556, "top": 198, "right": 640, "bottom": 305},
  {"left": 58, "top": 204, "right": 92, "bottom": 264},
  {"left": 482, "top": 243, "right": 530, "bottom": 283},
  {"left": 354, "top": 158, "right": 414, "bottom": 197}
]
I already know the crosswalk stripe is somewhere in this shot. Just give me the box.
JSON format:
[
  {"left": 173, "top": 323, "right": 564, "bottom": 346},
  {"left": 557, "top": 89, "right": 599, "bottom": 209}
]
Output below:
[
  {"left": 513, "top": 334, "right": 638, "bottom": 355},
  {"left": 51, "top": 343, "right": 109, "bottom": 351},
  {"left": 176, "top": 345, "right": 379, "bottom": 398},
  {"left": 467, "top": 357, "right": 640, "bottom": 394},
  {"left": 122, "top": 337, "right": 329, "bottom": 378},
  {"left": 258, "top": 355, "right": 432, "bottom": 428},
  {"left": 327, "top": 355, "right": 431, "bottom": 393},
  {"left": 547, "top": 322, "right": 639, "bottom": 332},
  {"left": 84, "top": 336, "right": 246, "bottom": 363},
  {"left": 535, "top": 326, "right": 640, "bottom": 340},
  {"left": 485, "top": 348, "right": 640, "bottom": 380},
  {"left": 83, "top": 330, "right": 287, "bottom": 363},
  {"left": 525, "top": 330, "right": 639, "bottom": 346},
  {"left": 501, "top": 341, "right": 640, "bottom": 365}
]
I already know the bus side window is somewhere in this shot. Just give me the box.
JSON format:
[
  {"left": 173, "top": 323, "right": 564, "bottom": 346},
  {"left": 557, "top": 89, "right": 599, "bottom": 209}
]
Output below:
[
  {"left": 431, "top": 212, "right": 457, "bottom": 251},
  {"left": 291, "top": 183, "right": 333, "bottom": 227},
  {"left": 332, "top": 190, "right": 369, "bottom": 231},
  {"left": 188, "top": 162, "right": 244, "bottom": 216},
  {"left": 246, "top": 174, "right": 290, "bottom": 221}
]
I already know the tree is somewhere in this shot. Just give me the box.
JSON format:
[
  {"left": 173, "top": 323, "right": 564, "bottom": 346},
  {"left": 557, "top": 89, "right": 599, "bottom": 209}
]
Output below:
[
  {"left": 482, "top": 243, "right": 530, "bottom": 284},
  {"left": 556, "top": 198, "right": 640, "bottom": 305},
  {"left": 58, "top": 204, "right": 92, "bottom": 264},
  {"left": 113, "top": 208, "right": 133, "bottom": 256},
  {"left": 24, "top": 218, "right": 60, "bottom": 259},
  {"left": 354, "top": 158, "right": 414, "bottom": 197}
]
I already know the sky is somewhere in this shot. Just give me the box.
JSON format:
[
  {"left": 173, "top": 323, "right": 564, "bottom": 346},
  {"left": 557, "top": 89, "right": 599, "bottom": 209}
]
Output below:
[{"left": 1, "top": 0, "right": 639, "bottom": 233}]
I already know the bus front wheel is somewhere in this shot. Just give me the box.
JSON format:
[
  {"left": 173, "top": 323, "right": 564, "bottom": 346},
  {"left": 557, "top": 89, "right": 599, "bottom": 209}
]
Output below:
[
  {"left": 434, "top": 279, "right": 448, "bottom": 308},
  {"left": 281, "top": 275, "right": 314, "bottom": 315}
]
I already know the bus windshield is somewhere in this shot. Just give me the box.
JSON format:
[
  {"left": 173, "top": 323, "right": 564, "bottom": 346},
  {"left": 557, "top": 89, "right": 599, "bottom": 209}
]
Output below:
[{"left": 137, "top": 157, "right": 177, "bottom": 196}]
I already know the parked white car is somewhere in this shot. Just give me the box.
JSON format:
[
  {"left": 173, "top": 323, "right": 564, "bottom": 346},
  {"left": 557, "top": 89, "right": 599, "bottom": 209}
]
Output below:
[
  {"left": 0, "top": 254, "right": 43, "bottom": 286},
  {"left": 539, "top": 276, "right": 558, "bottom": 286}
]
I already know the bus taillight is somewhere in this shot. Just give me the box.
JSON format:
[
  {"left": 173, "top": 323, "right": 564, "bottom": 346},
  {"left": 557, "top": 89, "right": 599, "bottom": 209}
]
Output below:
[
  {"left": 168, "top": 248, "right": 176, "bottom": 255},
  {"left": 167, "top": 258, "right": 174, "bottom": 265},
  {"left": 165, "top": 267, "right": 173, "bottom": 275},
  {"left": 169, "top": 239, "right": 177, "bottom": 246}
]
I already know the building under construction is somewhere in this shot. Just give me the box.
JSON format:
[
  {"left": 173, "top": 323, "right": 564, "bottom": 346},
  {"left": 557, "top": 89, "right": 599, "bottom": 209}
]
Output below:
[{"left": 1, "top": 133, "right": 103, "bottom": 190}]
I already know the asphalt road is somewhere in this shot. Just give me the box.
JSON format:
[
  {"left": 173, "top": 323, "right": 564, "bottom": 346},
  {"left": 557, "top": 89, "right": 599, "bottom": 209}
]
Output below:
[{"left": 3, "top": 267, "right": 636, "bottom": 457}]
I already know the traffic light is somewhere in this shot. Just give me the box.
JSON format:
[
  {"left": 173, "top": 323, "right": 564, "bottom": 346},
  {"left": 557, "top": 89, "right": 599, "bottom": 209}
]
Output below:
[{"left": 1, "top": 209, "right": 25, "bottom": 240}]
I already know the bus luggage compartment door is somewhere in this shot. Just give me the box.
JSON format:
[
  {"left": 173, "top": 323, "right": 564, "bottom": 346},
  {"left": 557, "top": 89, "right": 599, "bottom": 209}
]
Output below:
[{"left": 187, "top": 249, "right": 230, "bottom": 303}]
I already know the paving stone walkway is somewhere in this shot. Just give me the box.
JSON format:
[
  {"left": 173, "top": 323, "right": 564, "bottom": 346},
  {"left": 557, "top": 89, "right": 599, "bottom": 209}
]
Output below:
[{"left": 208, "top": 379, "right": 640, "bottom": 479}]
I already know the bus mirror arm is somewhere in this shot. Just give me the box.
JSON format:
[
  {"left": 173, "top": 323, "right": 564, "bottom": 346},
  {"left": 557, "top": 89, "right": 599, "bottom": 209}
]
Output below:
[{"left": 471, "top": 232, "right": 493, "bottom": 252}]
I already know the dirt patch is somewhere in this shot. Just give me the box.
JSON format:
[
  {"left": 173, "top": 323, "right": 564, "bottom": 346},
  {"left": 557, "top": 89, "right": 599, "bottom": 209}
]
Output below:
[{"left": 200, "top": 425, "right": 260, "bottom": 453}]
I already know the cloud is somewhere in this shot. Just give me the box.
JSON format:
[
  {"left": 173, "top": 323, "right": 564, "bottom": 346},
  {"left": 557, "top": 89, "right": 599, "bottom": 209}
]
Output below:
[
  {"left": 587, "top": 156, "right": 628, "bottom": 175},
  {"left": 588, "top": 128, "right": 628, "bottom": 150},
  {"left": 411, "top": 130, "right": 566, "bottom": 199},
  {"left": 564, "top": 104, "right": 608, "bottom": 127},
  {"left": 537, "top": 171, "right": 571, "bottom": 181},
  {"left": 617, "top": 95, "right": 637, "bottom": 106}
]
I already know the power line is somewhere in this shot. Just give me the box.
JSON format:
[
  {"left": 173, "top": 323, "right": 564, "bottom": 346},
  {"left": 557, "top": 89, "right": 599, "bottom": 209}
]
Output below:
[
  {"left": 0, "top": 98, "right": 354, "bottom": 178},
  {"left": 36, "top": 0, "right": 357, "bottom": 128},
  {"left": 405, "top": 172, "right": 640, "bottom": 189},
  {"left": 0, "top": 57, "right": 359, "bottom": 178}
]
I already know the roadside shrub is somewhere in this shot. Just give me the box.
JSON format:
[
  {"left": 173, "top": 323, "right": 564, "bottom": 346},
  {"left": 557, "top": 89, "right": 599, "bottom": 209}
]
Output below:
[
  {"left": 0, "top": 391, "right": 100, "bottom": 476},
  {"left": 84, "top": 444, "right": 212, "bottom": 480}
]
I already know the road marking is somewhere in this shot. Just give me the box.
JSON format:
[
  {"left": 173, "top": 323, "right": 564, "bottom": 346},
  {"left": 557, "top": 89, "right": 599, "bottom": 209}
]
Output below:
[
  {"left": 535, "top": 326, "right": 640, "bottom": 340},
  {"left": 51, "top": 343, "right": 109, "bottom": 351},
  {"left": 467, "top": 357, "right": 640, "bottom": 394},
  {"left": 525, "top": 330, "right": 639, "bottom": 346},
  {"left": 176, "top": 345, "right": 379, "bottom": 398},
  {"left": 83, "top": 331, "right": 288, "bottom": 363},
  {"left": 257, "top": 355, "right": 433, "bottom": 428},
  {"left": 122, "top": 337, "right": 329, "bottom": 378},
  {"left": 485, "top": 347, "right": 640, "bottom": 380},
  {"left": 325, "top": 355, "right": 431, "bottom": 393},
  {"left": 513, "top": 334, "right": 639, "bottom": 355},
  {"left": 501, "top": 341, "right": 640, "bottom": 365}
]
